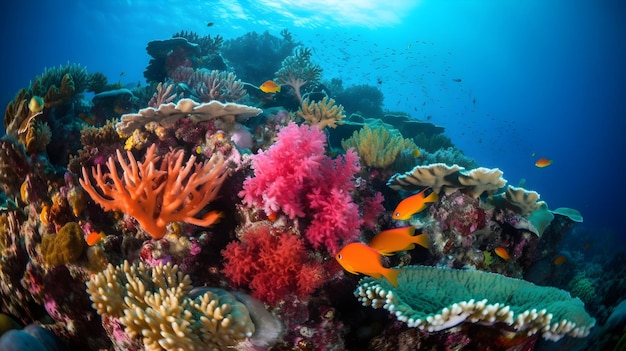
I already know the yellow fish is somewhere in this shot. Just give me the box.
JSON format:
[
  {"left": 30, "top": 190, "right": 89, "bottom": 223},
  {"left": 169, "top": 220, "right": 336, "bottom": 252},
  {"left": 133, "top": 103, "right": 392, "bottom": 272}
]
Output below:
[
  {"left": 392, "top": 187, "right": 438, "bottom": 220},
  {"left": 259, "top": 80, "right": 281, "bottom": 93},
  {"left": 335, "top": 242, "right": 399, "bottom": 286},
  {"left": 368, "top": 226, "right": 428, "bottom": 256}
]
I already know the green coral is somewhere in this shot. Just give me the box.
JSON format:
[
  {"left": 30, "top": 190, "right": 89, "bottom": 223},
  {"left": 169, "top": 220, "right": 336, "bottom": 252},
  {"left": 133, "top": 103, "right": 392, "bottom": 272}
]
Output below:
[
  {"left": 355, "top": 265, "right": 595, "bottom": 341},
  {"left": 40, "top": 221, "right": 85, "bottom": 266},
  {"left": 568, "top": 272, "right": 596, "bottom": 305}
]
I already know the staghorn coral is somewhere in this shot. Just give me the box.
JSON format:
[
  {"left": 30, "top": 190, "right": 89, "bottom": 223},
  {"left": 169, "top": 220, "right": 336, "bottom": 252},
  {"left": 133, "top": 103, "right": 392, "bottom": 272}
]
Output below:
[
  {"left": 115, "top": 98, "right": 261, "bottom": 137},
  {"left": 275, "top": 47, "right": 322, "bottom": 102},
  {"left": 356, "top": 265, "right": 595, "bottom": 341},
  {"left": 222, "top": 222, "right": 326, "bottom": 306},
  {"left": 79, "top": 143, "right": 228, "bottom": 239},
  {"left": 40, "top": 222, "right": 85, "bottom": 267},
  {"left": 297, "top": 96, "right": 345, "bottom": 130},
  {"left": 341, "top": 124, "right": 418, "bottom": 169},
  {"left": 86, "top": 261, "right": 255, "bottom": 351}
]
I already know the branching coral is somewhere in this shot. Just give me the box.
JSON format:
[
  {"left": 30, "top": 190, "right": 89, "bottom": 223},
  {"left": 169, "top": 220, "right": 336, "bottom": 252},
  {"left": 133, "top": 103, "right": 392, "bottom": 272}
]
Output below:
[
  {"left": 148, "top": 81, "right": 178, "bottom": 107},
  {"left": 297, "top": 96, "right": 345, "bottom": 130},
  {"left": 275, "top": 47, "right": 322, "bottom": 102},
  {"left": 222, "top": 222, "right": 326, "bottom": 306},
  {"left": 79, "top": 144, "right": 228, "bottom": 239},
  {"left": 187, "top": 69, "right": 247, "bottom": 102},
  {"left": 342, "top": 124, "right": 418, "bottom": 169},
  {"left": 86, "top": 261, "right": 255, "bottom": 351}
]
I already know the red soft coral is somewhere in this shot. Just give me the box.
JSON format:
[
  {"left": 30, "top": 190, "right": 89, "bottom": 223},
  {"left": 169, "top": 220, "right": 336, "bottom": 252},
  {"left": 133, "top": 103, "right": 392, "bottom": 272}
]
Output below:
[
  {"left": 221, "top": 223, "right": 326, "bottom": 306},
  {"left": 239, "top": 123, "right": 363, "bottom": 253}
]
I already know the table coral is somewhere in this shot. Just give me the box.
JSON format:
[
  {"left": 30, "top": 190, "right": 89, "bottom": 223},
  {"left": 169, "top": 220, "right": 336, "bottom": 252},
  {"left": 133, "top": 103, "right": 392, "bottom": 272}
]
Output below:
[{"left": 355, "top": 265, "right": 595, "bottom": 341}]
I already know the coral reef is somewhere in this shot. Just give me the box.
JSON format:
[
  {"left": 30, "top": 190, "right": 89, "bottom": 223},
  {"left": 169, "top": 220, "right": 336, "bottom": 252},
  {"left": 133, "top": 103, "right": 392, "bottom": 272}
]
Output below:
[
  {"left": 222, "top": 29, "right": 298, "bottom": 84},
  {"left": 356, "top": 266, "right": 595, "bottom": 341},
  {"left": 239, "top": 122, "right": 367, "bottom": 253},
  {"left": 86, "top": 261, "right": 255, "bottom": 350},
  {"left": 297, "top": 96, "right": 345, "bottom": 130},
  {"left": 388, "top": 163, "right": 507, "bottom": 198},
  {"left": 115, "top": 98, "right": 261, "bottom": 137},
  {"left": 80, "top": 144, "right": 228, "bottom": 239},
  {"left": 222, "top": 222, "right": 326, "bottom": 306},
  {"left": 335, "top": 84, "right": 385, "bottom": 118},
  {"left": 341, "top": 124, "right": 419, "bottom": 170},
  {"left": 275, "top": 47, "right": 322, "bottom": 102},
  {"left": 40, "top": 222, "right": 85, "bottom": 267}
]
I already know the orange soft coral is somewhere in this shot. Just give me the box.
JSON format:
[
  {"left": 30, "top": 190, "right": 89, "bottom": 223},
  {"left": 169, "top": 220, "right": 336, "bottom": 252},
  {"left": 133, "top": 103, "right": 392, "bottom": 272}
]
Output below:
[{"left": 79, "top": 144, "right": 227, "bottom": 239}]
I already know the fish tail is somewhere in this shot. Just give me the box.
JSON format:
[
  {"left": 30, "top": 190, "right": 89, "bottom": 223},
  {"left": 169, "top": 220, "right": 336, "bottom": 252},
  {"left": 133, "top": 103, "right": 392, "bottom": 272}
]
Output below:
[
  {"left": 424, "top": 188, "right": 439, "bottom": 203},
  {"left": 382, "top": 268, "right": 400, "bottom": 287},
  {"left": 413, "top": 233, "right": 429, "bottom": 249}
]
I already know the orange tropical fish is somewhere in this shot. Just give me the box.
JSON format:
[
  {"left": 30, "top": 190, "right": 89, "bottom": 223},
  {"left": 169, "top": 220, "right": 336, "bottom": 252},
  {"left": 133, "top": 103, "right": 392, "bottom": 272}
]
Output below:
[
  {"left": 535, "top": 158, "right": 553, "bottom": 168},
  {"left": 86, "top": 231, "right": 106, "bottom": 246},
  {"left": 494, "top": 247, "right": 510, "bottom": 260},
  {"left": 553, "top": 255, "right": 567, "bottom": 265},
  {"left": 335, "top": 242, "right": 399, "bottom": 287},
  {"left": 267, "top": 212, "right": 278, "bottom": 222},
  {"left": 583, "top": 242, "right": 593, "bottom": 250},
  {"left": 392, "top": 187, "right": 439, "bottom": 220},
  {"left": 259, "top": 80, "right": 281, "bottom": 93},
  {"left": 368, "top": 226, "right": 428, "bottom": 256}
]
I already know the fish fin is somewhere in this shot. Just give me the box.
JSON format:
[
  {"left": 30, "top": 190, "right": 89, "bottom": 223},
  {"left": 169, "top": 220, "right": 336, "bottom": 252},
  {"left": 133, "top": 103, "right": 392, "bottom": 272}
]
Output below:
[
  {"left": 378, "top": 251, "right": 395, "bottom": 256},
  {"left": 382, "top": 268, "right": 400, "bottom": 287},
  {"left": 424, "top": 189, "right": 439, "bottom": 203},
  {"left": 276, "top": 85, "right": 281, "bottom": 92},
  {"left": 414, "top": 233, "right": 429, "bottom": 249},
  {"left": 407, "top": 226, "right": 416, "bottom": 235}
]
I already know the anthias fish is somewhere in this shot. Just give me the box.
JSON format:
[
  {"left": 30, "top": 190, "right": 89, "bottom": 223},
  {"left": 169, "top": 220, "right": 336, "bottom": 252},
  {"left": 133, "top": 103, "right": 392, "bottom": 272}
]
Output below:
[
  {"left": 392, "top": 187, "right": 438, "bottom": 220},
  {"left": 368, "top": 226, "right": 428, "bottom": 256},
  {"left": 335, "top": 242, "right": 399, "bottom": 286}
]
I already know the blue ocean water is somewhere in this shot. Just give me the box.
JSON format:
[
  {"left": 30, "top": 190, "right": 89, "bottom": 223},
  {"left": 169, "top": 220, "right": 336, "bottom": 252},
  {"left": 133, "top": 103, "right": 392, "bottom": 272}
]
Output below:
[{"left": 1, "top": 0, "right": 624, "bottom": 248}]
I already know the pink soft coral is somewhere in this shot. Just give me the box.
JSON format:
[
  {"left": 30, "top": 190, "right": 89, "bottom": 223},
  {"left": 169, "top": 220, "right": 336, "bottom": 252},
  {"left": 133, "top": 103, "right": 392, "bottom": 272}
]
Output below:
[
  {"left": 222, "top": 223, "right": 326, "bottom": 306},
  {"left": 240, "top": 123, "right": 363, "bottom": 253}
]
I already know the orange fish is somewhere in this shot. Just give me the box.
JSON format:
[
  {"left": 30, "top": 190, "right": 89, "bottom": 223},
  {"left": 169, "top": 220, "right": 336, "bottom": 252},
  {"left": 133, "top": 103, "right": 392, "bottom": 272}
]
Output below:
[
  {"left": 86, "top": 231, "right": 106, "bottom": 246},
  {"left": 368, "top": 226, "right": 428, "bottom": 256},
  {"left": 392, "top": 187, "right": 439, "bottom": 220},
  {"left": 535, "top": 158, "right": 553, "bottom": 168},
  {"left": 267, "top": 212, "right": 278, "bottom": 222},
  {"left": 553, "top": 255, "right": 567, "bottom": 265},
  {"left": 583, "top": 242, "right": 593, "bottom": 250},
  {"left": 494, "top": 247, "right": 510, "bottom": 260},
  {"left": 259, "top": 80, "right": 281, "bottom": 93},
  {"left": 335, "top": 242, "right": 399, "bottom": 287}
]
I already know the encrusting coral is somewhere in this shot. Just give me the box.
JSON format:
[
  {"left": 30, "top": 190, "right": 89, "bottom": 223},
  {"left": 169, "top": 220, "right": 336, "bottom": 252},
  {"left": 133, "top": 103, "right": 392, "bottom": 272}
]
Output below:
[
  {"left": 297, "top": 96, "right": 345, "bottom": 130},
  {"left": 86, "top": 261, "right": 255, "bottom": 351},
  {"left": 79, "top": 143, "right": 228, "bottom": 239},
  {"left": 341, "top": 124, "right": 419, "bottom": 169},
  {"left": 40, "top": 222, "right": 85, "bottom": 267},
  {"left": 355, "top": 265, "right": 596, "bottom": 341}
]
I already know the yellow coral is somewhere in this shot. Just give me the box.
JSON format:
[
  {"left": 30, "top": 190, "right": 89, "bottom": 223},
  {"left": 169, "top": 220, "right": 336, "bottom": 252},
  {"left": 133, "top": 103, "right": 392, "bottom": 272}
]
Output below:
[
  {"left": 342, "top": 124, "right": 418, "bottom": 169},
  {"left": 40, "top": 222, "right": 85, "bottom": 267},
  {"left": 297, "top": 96, "right": 345, "bottom": 130},
  {"left": 86, "top": 261, "right": 254, "bottom": 351}
]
